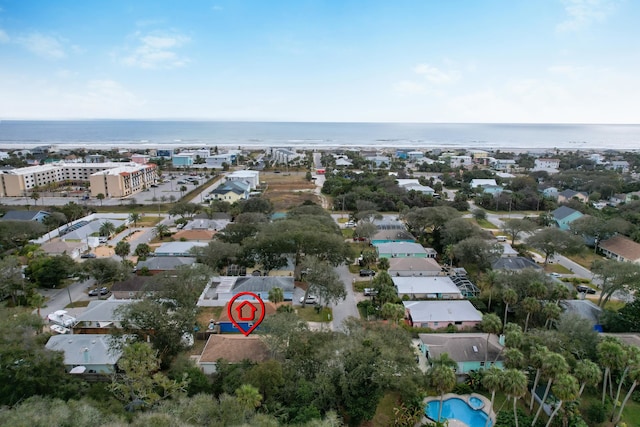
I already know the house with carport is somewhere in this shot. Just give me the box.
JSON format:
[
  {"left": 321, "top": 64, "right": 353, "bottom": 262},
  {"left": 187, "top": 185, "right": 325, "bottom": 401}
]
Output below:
[
  {"left": 374, "top": 242, "right": 434, "bottom": 259},
  {"left": 73, "top": 299, "right": 134, "bottom": 333},
  {"left": 388, "top": 257, "right": 442, "bottom": 277},
  {"left": 403, "top": 300, "right": 482, "bottom": 330},
  {"left": 393, "top": 276, "right": 462, "bottom": 299},
  {"left": 599, "top": 235, "right": 640, "bottom": 263},
  {"left": 45, "top": 334, "right": 126, "bottom": 374},
  {"left": 418, "top": 333, "right": 504, "bottom": 374}
]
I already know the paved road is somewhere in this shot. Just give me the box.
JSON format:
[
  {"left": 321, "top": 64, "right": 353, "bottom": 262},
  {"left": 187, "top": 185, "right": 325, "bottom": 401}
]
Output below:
[
  {"left": 38, "top": 277, "right": 95, "bottom": 321},
  {"left": 330, "top": 264, "right": 361, "bottom": 331}
]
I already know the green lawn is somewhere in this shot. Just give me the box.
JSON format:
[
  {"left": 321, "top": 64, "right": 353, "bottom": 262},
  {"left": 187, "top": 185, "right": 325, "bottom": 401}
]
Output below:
[
  {"left": 371, "top": 392, "right": 400, "bottom": 427},
  {"left": 476, "top": 218, "right": 498, "bottom": 229},
  {"left": 296, "top": 306, "right": 332, "bottom": 322}
]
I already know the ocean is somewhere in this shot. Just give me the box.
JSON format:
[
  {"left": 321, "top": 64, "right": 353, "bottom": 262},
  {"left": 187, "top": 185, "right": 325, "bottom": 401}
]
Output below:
[{"left": 0, "top": 120, "right": 639, "bottom": 152}]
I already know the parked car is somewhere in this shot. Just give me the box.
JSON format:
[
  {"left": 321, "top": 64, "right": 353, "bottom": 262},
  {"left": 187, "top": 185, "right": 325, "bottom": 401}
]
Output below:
[
  {"left": 549, "top": 272, "right": 562, "bottom": 278},
  {"left": 576, "top": 285, "right": 596, "bottom": 294},
  {"left": 99, "top": 287, "right": 110, "bottom": 295},
  {"left": 359, "top": 269, "right": 376, "bottom": 277},
  {"left": 299, "top": 295, "right": 318, "bottom": 305},
  {"left": 88, "top": 288, "right": 100, "bottom": 296},
  {"left": 363, "top": 288, "right": 378, "bottom": 296},
  {"left": 50, "top": 324, "right": 70, "bottom": 334},
  {"left": 80, "top": 252, "right": 96, "bottom": 259}
]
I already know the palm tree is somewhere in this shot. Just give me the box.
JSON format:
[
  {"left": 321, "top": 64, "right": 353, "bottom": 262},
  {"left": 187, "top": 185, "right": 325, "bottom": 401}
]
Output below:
[
  {"left": 99, "top": 221, "right": 116, "bottom": 238},
  {"left": 153, "top": 223, "right": 170, "bottom": 240},
  {"left": 129, "top": 212, "right": 141, "bottom": 228},
  {"left": 481, "top": 313, "right": 502, "bottom": 367},
  {"left": 532, "top": 352, "right": 568, "bottom": 427},
  {"left": 235, "top": 384, "right": 262, "bottom": 409},
  {"left": 481, "top": 271, "right": 498, "bottom": 312},
  {"left": 611, "top": 345, "right": 640, "bottom": 421},
  {"left": 574, "top": 359, "right": 601, "bottom": 398},
  {"left": 542, "top": 303, "right": 561, "bottom": 329},
  {"left": 613, "top": 367, "right": 640, "bottom": 424},
  {"left": 521, "top": 297, "right": 541, "bottom": 333},
  {"left": 96, "top": 193, "right": 105, "bottom": 206},
  {"left": 430, "top": 364, "right": 456, "bottom": 422},
  {"left": 504, "top": 348, "right": 525, "bottom": 369},
  {"left": 545, "top": 374, "right": 579, "bottom": 427},
  {"left": 528, "top": 346, "right": 549, "bottom": 411},
  {"left": 502, "top": 287, "right": 518, "bottom": 330},
  {"left": 115, "top": 240, "right": 131, "bottom": 262},
  {"left": 268, "top": 287, "right": 284, "bottom": 304},
  {"left": 30, "top": 192, "right": 40, "bottom": 206},
  {"left": 482, "top": 367, "right": 503, "bottom": 427},
  {"left": 179, "top": 185, "right": 187, "bottom": 197},
  {"left": 597, "top": 338, "right": 625, "bottom": 404},
  {"left": 502, "top": 369, "right": 528, "bottom": 427}
]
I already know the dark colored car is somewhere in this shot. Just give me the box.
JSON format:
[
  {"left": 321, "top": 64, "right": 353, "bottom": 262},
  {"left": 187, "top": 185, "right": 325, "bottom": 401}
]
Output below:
[
  {"left": 576, "top": 285, "right": 596, "bottom": 294},
  {"left": 80, "top": 253, "right": 96, "bottom": 259},
  {"left": 359, "top": 269, "right": 375, "bottom": 277}
]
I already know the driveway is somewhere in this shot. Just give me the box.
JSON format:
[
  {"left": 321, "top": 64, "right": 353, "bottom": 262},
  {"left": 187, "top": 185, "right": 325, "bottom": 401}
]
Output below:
[{"left": 330, "top": 264, "right": 361, "bottom": 331}]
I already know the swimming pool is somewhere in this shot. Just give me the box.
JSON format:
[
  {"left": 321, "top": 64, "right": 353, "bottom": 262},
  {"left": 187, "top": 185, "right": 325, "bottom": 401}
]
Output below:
[{"left": 425, "top": 397, "right": 492, "bottom": 427}]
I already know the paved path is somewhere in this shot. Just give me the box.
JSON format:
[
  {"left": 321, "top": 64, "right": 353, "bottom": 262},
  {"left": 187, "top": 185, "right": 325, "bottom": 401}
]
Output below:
[{"left": 330, "top": 264, "right": 361, "bottom": 331}]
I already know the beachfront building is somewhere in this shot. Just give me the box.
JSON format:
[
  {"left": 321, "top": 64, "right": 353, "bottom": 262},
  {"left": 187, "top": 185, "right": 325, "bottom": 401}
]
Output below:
[
  {"left": 533, "top": 158, "right": 560, "bottom": 173},
  {"left": 89, "top": 163, "right": 158, "bottom": 198},
  {"left": 206, "top": 154, "right": 234, "bottom": 169},
  {"left": 0, "top": 162, "right": 157, "bottom": 197},
  {"left": 271, "top": 148, "right": 303, "bottom": 165}
]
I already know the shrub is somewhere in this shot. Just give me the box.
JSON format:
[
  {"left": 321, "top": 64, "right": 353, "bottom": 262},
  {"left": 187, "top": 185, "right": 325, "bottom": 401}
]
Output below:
[
  {"left": 453, "top": 383, "right": 472, "bottom": 395},
  {"left": 584, "top": 401, "right": 609, "bottom": 424}
]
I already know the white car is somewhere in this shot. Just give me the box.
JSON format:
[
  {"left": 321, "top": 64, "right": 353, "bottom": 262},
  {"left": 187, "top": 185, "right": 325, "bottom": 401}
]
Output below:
[
  {"left": 299, "top": 295, "right": 318, "bottom": 305},
  {"left": 50, "top": 324, "right": 70, "bottom": 334},
  {"left": 549, "top": 272, "right": 562, "bottom": 278}
]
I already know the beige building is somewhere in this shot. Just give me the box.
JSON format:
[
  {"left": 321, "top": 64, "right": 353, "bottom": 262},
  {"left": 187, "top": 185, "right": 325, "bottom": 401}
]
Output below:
[
  {"left": 89, "top": 163, "right": 158, "bottom": 198},
  {"left": 0, "top": 162, "right": 157, "bottom": 198}
]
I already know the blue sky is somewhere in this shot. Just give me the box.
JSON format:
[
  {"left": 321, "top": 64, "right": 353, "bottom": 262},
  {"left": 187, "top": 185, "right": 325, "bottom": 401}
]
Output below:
[{"left": 0, "top": 0, "right": 637, "bottom": 123}]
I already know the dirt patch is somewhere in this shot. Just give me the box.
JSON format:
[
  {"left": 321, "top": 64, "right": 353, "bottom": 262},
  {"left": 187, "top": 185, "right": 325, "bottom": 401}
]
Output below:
[
  {"left": 95, "top": 246, "right": 115, "bottom": 257},
  {"left": 123, "top": 230, "right": 146, "bottom": 242},
  {"left": 262, "top": 171, "right": 320, "bottom": 210}
]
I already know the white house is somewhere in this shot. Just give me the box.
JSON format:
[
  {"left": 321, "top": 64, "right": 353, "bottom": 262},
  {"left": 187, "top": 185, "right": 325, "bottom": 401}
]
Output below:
[
  {"left": 403, "top": 300, "right": 483, "bottom": 330},
  {"left": 392, "top": 276, "right": 463, "bottom": 299},
  {"left": 45, "top": 334, "right": 125, "bottom": 374},
  {"left": 470, "top": 179, "right": 498, "bottom": 188},
  {"left": 226, "top": 170, "right": 260, "bottom": 190}
]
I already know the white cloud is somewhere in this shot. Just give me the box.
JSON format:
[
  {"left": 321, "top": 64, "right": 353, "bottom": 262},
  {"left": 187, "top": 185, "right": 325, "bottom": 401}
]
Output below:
[
  {"left": 557, "top": 0, "right": 618, "bottom": 32},
  {"left": 17, "top": 32, "right": 66, "bottom": 59},
  {"left": 413, "top": 63, "right": 459, "bottom": 84},
  {"left": 392, "top": 80, "right": 427, "bottom": 95},
  {"left": 121, "top": 31, "right": 190, "bottom": 69}
]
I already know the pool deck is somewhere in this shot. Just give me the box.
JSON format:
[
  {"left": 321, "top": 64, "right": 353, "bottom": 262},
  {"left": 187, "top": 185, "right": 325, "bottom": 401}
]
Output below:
[{"left": 422, "top": 393, "right": 496, "bottom": 427}]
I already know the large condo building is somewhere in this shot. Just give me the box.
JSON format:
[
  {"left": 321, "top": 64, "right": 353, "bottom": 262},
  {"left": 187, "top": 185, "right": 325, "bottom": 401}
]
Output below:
[{"left": 0, "top": 162, "right": 157, "bottom": 198}]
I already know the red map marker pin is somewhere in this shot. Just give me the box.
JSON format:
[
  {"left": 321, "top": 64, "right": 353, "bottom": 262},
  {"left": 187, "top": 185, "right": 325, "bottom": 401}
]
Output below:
[{"left": 227, "top": 291, "right": 266, "bottom": 337}]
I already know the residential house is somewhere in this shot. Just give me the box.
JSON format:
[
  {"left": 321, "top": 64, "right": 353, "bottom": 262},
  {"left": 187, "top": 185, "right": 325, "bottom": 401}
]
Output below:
[
  {"left": 533, "top": 158, "right": 560, "bottom": 173},
  {"left": 39, "top": 240, "right": 87, "bottom": 260},
  {"left": 370, "top": 229, "right": 416, "bottom": 245},
  {"left": 110, "top": 276, "right": 156, "bottom": 299},
  {"left": 560, "top": 300, "right": 602, "bottom": 329},
  {"left": 215, "top": 276, "right": 295, "bottom": 303},
  {"left": 492, "top": 257, "right": 542, "bottom": 271},
  {"left": 392, "top": 276, "right": 463, "bottom": 299},
  {"left": 205, "top": 154, "right": 234, "bottom": 169},
  {"left": 396, "top": 179, "right": 435, "bottom": 196},
  {"left": 418, "top": 333, "right": 504, "bottom": 374},
  {"left": 73, "top": 299, "right": 134, "bottom": 333},
  {"left": 153, "top": 241, "right": 208, "bottom": 257},
  {"left": 45, "top": 334, "right": 125, "bottom": 374},
  {"left": 607, "top": 160, "right": 630, "bottom": 173},
  {"left": 557, "top": 189, "right": 588, "bottom": 204},
  {"left": 407, "top": 151, "right": 424, "bottom": 161},
  {"left": 552, "top": 206, "right": 584, "bottom": 230},
  {"left": 470, "top": 179, "right": 498, "bottom": 189},
  {"left": 134, "top": 257, "right": 197, "bottom": 276},
  {"left": 403, "top": 300, "right": 483, "bottom": 330},
  {"left": 210, "top": 180, "right": 250, "bottom": 203},
  {"left": 216, "top": 300, "right": 278, "bottom": 333},
  {"left": 366, "top": 155, "right": 391, "bottom": 168},
  {"left": 335, "top": 157, "right": 353, "bottom": 167},
  {"left": 226, "top": 170, "right": 260, "bottom": 190},
  {"left": 0, "top": 210, "right": 50, "bottom": 222},
  {"left": 599, "top": 235, "right": 640, "bottom": 263},
  {"left": 542, "top": 187, "right": 559, "bottom": 199},
  {"left": 449, "top": 155, "right": 473, "bottom": 168},
  {"left": 492, "top": 159, "right": 517, "bottom": 172},
  {"left": 374, "top": 242, "right": 431, "bottom": 259},
  {"left": 197, "top": 335, "right": 269, "bottom": 374},
  {"left": 609, "top": 193, "right": 627, "bottom": 206},
  {"left": 388, "top": 257, "right": 442, "bottom": 277}
]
